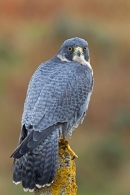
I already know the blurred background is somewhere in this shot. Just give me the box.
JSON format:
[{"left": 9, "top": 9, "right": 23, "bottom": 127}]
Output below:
[{"left": 0, "top": 0, "right": 130, "bottom": 194}]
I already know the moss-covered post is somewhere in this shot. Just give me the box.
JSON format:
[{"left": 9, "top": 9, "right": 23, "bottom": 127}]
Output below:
[{"left": 34, "top": 141, "right": 77, "bottom": 195}]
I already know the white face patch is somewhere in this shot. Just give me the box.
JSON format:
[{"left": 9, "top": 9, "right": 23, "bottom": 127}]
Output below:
[{"left": 57, "top": 54, "right": 70, "bottom": 62}]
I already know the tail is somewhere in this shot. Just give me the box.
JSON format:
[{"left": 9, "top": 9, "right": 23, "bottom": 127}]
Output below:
[{"left": 11, "top": 127, "right": 59, "bottom": 192}]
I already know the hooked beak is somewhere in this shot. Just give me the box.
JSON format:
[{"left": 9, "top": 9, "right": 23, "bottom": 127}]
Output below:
[{"left": 73, "top": 47, "right": 83, "bottom": 57}]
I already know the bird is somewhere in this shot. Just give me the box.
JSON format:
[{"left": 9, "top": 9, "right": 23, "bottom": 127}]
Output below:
[{"left": 10, "top": 37, "right": 94, "bottom": 192}]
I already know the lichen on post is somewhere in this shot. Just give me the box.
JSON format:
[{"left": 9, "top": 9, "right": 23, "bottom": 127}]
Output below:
[{"left": 34, "top": 141, "right": 77, "bottom": 195}]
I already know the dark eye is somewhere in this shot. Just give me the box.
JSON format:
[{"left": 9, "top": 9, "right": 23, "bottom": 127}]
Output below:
[
  {"left": 68, "top": 47, "right": 72, "bottom": 51},
  {"left": 83, "top": 47, "right": 87, "bottom": 51}
]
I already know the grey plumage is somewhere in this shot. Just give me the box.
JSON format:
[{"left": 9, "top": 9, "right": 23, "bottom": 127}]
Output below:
[{"left": 11, "top": 37, "right": 94, "bottom": 191}]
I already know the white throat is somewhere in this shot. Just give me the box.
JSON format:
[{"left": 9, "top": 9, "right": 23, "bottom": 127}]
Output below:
[{"left": 73, "top": 55, "right": 92, "bottom": 70}]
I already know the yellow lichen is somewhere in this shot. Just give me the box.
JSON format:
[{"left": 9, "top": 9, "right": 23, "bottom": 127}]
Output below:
[{"left": 51, "top": 142, "right": 78, "bottom": 195}]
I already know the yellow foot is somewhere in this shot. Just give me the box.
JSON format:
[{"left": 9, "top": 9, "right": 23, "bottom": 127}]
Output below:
[{"left": 59, "top": 139, "right": 78, "bottom": 159}]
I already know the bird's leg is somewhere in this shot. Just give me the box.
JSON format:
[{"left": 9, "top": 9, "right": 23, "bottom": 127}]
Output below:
[{"left": 59, "top": 135, "right": 78, "bottom": 159}]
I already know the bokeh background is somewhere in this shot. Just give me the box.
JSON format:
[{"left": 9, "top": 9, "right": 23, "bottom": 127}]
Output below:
[{"left": 0, "top": 0, "right": 130, "bottom": 194}]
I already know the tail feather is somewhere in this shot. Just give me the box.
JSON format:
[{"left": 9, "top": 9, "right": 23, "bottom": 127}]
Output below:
[
  {"left": 35, "top": 140, "right": 53, "bottom": 186},
  {"left": 48, "top": 132, "right": 58, "bottom": 184},
  {"left": 21, "top": 153, "right": 34, "bottom": 189},
  {"left": 12, "top": 128, "right": 59, "bottom": 191},
  {"left": 13, "top": 158, "right": 22, "bottom": 183}
]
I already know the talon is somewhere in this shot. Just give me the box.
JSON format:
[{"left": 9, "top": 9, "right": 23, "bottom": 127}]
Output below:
[{"left": 59, "top": 139, "right": 78, "bottom": 159}]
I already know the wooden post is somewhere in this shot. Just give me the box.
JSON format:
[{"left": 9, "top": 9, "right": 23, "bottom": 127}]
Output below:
[{"left": 34, "top": 141, "right": 77, "bottom": 195}]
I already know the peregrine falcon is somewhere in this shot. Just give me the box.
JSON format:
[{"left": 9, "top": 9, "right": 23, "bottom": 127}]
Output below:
[{"left": 11, "top": 37, "right": 94, "bottom": 192}]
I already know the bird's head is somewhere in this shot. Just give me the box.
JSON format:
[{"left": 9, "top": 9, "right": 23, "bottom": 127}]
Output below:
[{"left": 57, "top": 37, "right": 90, "bottom": 64}]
